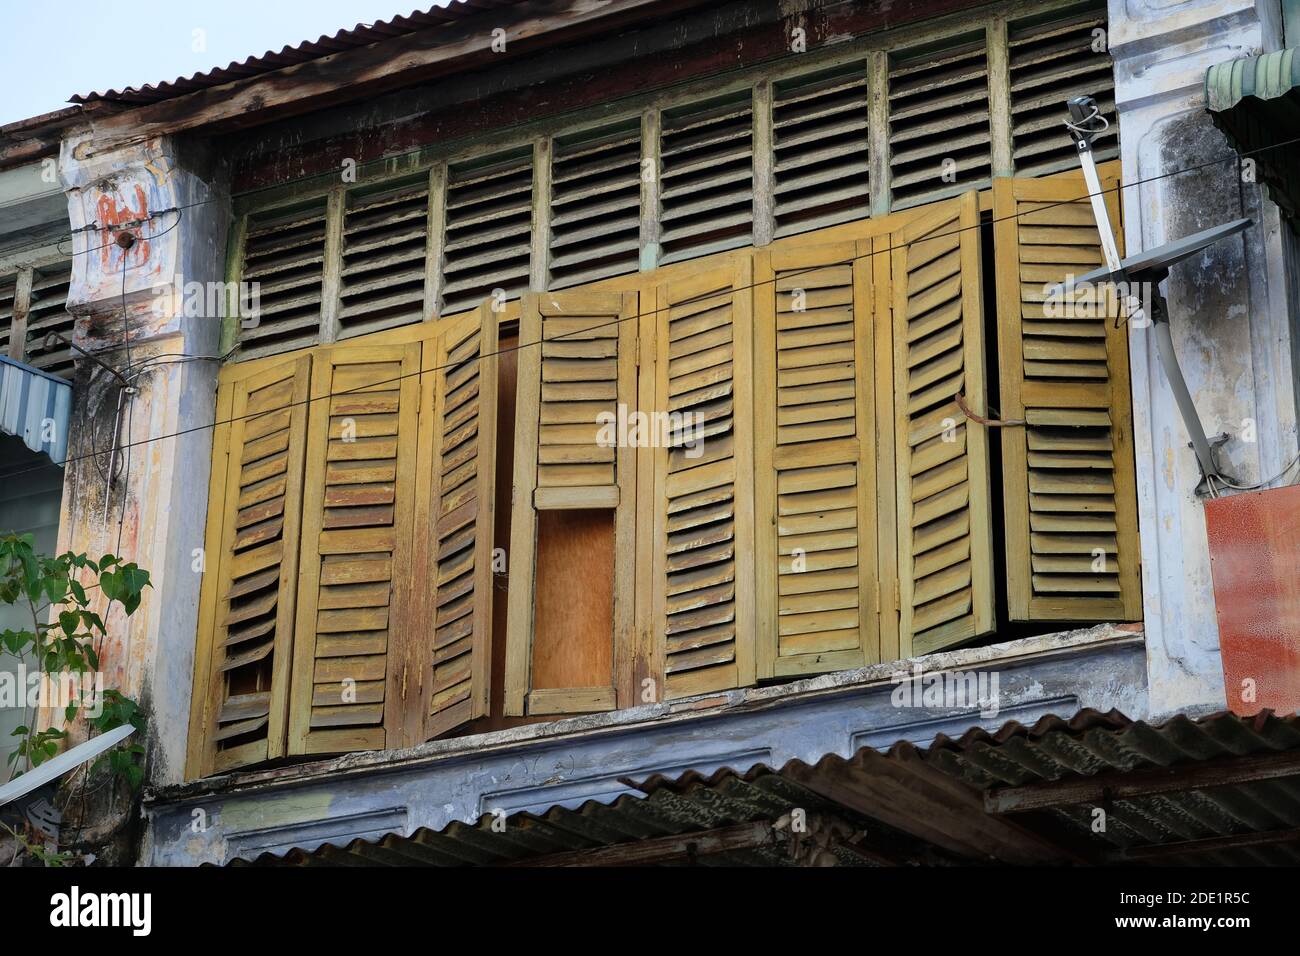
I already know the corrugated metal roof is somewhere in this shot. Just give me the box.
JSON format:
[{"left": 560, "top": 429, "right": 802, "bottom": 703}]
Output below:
[
  {"left": 0, "top": 355, "right": 70, "bottom": 464},
  {"left": 69, "top": 1, "right": 530, "bottom": 106},
  {"left": 238, "top": 709, "right": 1300, "bottom": 867},
  {"left": 1205, "top": 48, "right": 1300, "bottom": 225},
  {"left": 1206, "top": 47, "right": 1300, "bottom": 111}
]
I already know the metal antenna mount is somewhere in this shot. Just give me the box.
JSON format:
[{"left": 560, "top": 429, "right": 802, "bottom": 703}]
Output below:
[{"left": 1061, "top": 95, "right": 1250, "bottom": 495}]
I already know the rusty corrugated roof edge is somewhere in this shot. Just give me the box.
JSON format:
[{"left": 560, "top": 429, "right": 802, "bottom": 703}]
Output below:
[
  {"left": 68, "top": 1, "right": 529, "bottom": 106},
  {"left": 236, "top": 708, "right": 1300, "bottom": 866}
]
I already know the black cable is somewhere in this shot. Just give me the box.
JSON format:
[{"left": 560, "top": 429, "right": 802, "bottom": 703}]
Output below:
[
  {"left": 6, "top": 138, "right": 1300, "bottom": 486},
  {"left": 3, "top": 127, "right": 1300, "bottom": 264}
]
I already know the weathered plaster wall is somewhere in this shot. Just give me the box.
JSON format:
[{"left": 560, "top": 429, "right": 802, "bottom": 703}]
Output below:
[
  {"left": 142, "top": 627, "right": 1146, "bottom": 866},
  {"left": 57, "top": 133, "right": 228, "bottom": 785},
  {"left": 1109, "top": 0, "right": 1299, "bottom": 719}
]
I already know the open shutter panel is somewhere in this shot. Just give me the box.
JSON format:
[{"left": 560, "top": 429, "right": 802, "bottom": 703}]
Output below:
[
  {"left": 652, "top": 259, "right": 755, "bottom": 699},
  {"left": 288, "top": 343, "right": 421, "bottom": 755},
  {"left": 892, "top": 191, "right": 995, "bottom": 654},
  {"left": 505, "top": 291, "right": 637, "bottom": 715},
  {"left": 190, "top": 354, "right": 311, "bottom": 776},
  {"left": 993, "top": 173, "right": 1141, "bottom": 622},
  {"left": 754, "top": 242, "right": 879, "bottom": 677},
  {"left": 425, "top": 304, "right": 499, "bottom": 737}
]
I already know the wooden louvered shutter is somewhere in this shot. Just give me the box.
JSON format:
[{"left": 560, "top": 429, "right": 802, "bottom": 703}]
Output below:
[
  {"left": 189, "top": 355, "right": 310, "bottom": 777},
  {"left": 652, "top": 259, "right": 755, "bottom": 698},
  {"left": 423, "top": 304, "right": 499, "bottom": 738},
  {"left": 505, "top": 291, "right": 637, "bottom": 715},
  {"left": 993, "top": 174, "right": 1141, "bottom": 621},
  {"left": 288, "top": 343, "right": 421, "bottom": 755},
  {"left": 891, "top": 191, "right": 995, "bottom": 654},
  {"left": 754, "top": 242, "right": 880, "bottom": 677}
]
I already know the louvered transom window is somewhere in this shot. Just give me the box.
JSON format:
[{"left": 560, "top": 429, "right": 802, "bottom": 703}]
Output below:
[
  {"left": 888, "top": 34, "right": 992, "bottom": 209},
  {"left": 0, "top": 272, "right": 15, "bottom": 357},
  {"left": 1009, "top": 2, "right": 1116, "bottom": 178},
  {"left": 660, "top": 91, "right": 754, "bottom": 264},
  {"left": 239, "top": 199, "right": 328, "bottom": 360},
  {"left": 25, "top": 261, "right": 75, "bottom": 377},
  {"left": 442, "top": 148, "right": 534, "bottom": 316},
  {"left": 339, "top": 178, "right": 429, "bottom": 338},
  {"left": 549, "top": 121, "right": 642, "bottom": 289},
  {"left": 773, "top": 61, "right": 871, "bottom": 238}
]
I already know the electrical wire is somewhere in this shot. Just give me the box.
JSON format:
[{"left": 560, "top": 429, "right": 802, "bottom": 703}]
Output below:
[
  {"left": 1209, "top": 451, "right": 1300, "bottom": 492},
  {"left": 3, "top": 125, "right": 1300, "bottom": 265},
  {"left": 5, "top": 132, "right": 1300, "bottom": 488}
]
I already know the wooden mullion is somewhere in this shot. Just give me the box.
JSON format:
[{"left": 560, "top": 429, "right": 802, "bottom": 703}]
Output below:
[
  {"left": 751, "top": 80, "right": 775, "bottom": 247},
  {"left": 867, "top": 51, "right": 892, "bottom": 216},
  {"left": 986, "top": 18, "right": 1014, "bottom": 178},
  {"left": 504, "top": 297, "right": 543, "bottom": 716},
  {"left": 752, "top": 249, "right": 777, "bottom": 680},
  {"left": 871, "top": 231, "right": 900, "bottom": 662},
  {"left": 221, "top": 216, "right": 248, "bottom": 356},
  {"left": 9, "top": 268, "right": 32, "bottom": 361},
  {"left": 639, "top": 108, "right": 662, "bottom": 272},
  {"left": 530, "top": 137, "right": 553, "bottom": 291},
  {"left": 319, "top": 186, "right": 346, "bottom": 344},
  {"left": 424, "top": 161, "right": 448, "bottom": 321}
]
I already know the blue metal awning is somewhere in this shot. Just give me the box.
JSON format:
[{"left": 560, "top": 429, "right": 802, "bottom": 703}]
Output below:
[{"left": 0, "top": 355, "right": 71, "bottom": 464}]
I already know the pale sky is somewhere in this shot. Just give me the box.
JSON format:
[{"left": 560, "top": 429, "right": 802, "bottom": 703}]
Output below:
[{"left": 0, "top": 1, "right": 451, "bottom": 127}]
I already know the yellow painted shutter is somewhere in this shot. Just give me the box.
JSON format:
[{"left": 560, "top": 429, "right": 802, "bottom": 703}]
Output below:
[
  {"left": 992, "top": 173, "right": 1141, "bottom": 621},
  {"left": 891, "top": 191, "right": 996, "bottom": 655},
  {"left": 188, "top": 354, "right": 311, "bottom": 777},
  {"left": 753, "top": 241, "right": 880, "bottom": 677},
  {"left": 424, "top": 304, "right": 499, "bottom": 738},
  {"left": 504, "top": 291, "right": 637, "bottom": 715},
  {"left": 652, "top": 259, "right": 756, "bottom": 699},
  {"left": 288, "top": 342, "right": 422, "bottom": 755}
]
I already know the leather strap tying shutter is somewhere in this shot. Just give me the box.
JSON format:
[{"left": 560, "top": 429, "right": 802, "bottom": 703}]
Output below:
[
  {"left": 891, "top": 191, "right": 995, "bottom": 654},
  {"left": 652, "top": 259, "right": 756, "bottom": 699},
  {"left": 505, "top": 291, "right": 637, "bottom": 715},
  {"left": 288, "top": 342, "right": 422, "bottom": 755},
  {"left": 992, "top": 173, "right": 1141, "bottom": 621},
  {"left": 424, "top": 304, "right": 500, "bottom": 737},
  {"left": 754, "top": 241, "right": 880, "bottom": 677},
  {"left": 188, "top": 354, "right": 311, "bottom": 777}
]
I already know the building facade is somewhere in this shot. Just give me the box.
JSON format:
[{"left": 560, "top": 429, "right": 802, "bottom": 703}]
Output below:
[{"left": 0, "top": 0, "right": 1296, "bottom": 865}]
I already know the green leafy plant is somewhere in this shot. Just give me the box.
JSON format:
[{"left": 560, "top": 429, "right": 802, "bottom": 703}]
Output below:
[{"left": 0, "top": 533, "right": 149, "bottom": 789}]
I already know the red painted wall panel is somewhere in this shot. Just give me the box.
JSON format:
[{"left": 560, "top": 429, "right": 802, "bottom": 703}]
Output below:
[{"left": 1205, "top": 484, "right": 1300, "bottom": 717}]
